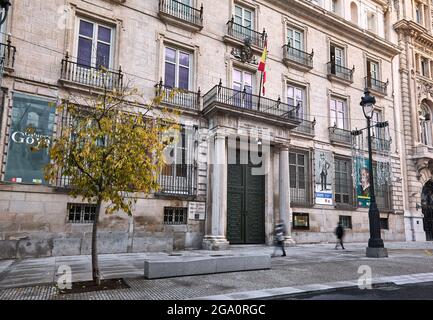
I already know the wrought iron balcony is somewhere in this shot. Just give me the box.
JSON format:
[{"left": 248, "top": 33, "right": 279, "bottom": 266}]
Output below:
[
  {"left": 327, "top": 62, "right": 354, "bottom": 84},
  {"left": 158, "top": 164, "right": 197, "bottom": 196},
  {"left": 371, "top": 136, "right": 392, "bottom": 152},
  {"left": 203, "top": 84, "right": 301, "bottom": 127},
  {"left": 155, "top": 82, "right": 200, "bottom": 111},
  {"left": 158, "top": 0, "right": 203, "bottom": 31},
  {"left": 282, "top": 44, "right": 313, "bottom": 70},
  {"left": 226, "top": 18, "right": 267, "bottom": 49},
  {"left": 293, "top": 118, "right": 316, "bottom": 136},
  {"left": 329, "top": 126, "right": 352, "bottom": 145},
  {"left": 60, "top": 54, "right": 123, "bottom": 91},
  {"left": 365, "top": 77, "right": 388, "bottom": 96},
  {"left": 0, "top": 37, "right": 16, "bottom": 71}
]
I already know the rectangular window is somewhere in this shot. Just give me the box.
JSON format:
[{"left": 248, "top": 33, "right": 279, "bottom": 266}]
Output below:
[
  {"left": 164, "top": 47, "right": 191, "bottom": 90},
  {"left": 287, "top": 85, "right": 305, "bottom": 118},
  {"left": 68, "top": 203, "right": 96, "bottom": 223},
  {"left": 415, "top": 4, "right": 422, "bottom": 24},
  {"left": 330, "top": 44, "right": 344, "bottom": 66},
  {"left": 164, "top": 207, "right": 188, "bottom": 225},
  {"left": 287, "top": 27, "right": 304, "bottom": 50},
  {"left": 77, "top": 19, "right": 113, "bottom": 69},
  {"left": 330, "top": 97, "right": 348, "bottom": 129},
  {"left": 380, "top": 218, "right": 389, "bottom": 230},
  {"left": 371, "top": 110, "right": 383, "bottom": 138},
  {"left": 289, "top": 151, "right": 310, "bottom": 205},
  {"left": 4, "top": 94, "right": 56, "bottom": 185},
  {"left": 159, "top": 125, "right": 197, "bottom": 195},
  {"left": 293, "top": 212, "right": 310, "bottom": 230},
  {"left": 335, "top": 158, "right": 353, "bottom": 206},
  {"left": 233, "top": 68, "right": 253, "bottom": 108},
  {"left": 234, "top": 5, "right": 254, "bottom": 29},
  {"left": 374, "top": 164, "right": 392, "bottom": 211},
  {"left": 421, "top": 58, "right": 429, "bottom": 77},
  {"left": 367, "top": 60, "right": 379, "bottom": 80},
  {"left": 339, "top": 215, "right": 352, "bottom": 229}
]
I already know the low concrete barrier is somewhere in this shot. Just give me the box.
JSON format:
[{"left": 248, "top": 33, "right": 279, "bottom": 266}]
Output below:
[{"left": 144, "top": 254, "right": 271, "bottom": 279}]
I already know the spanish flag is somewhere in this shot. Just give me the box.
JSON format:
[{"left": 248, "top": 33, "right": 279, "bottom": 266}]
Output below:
[{"left": 258, "top": 41, "right": 268, "bottom": 95}]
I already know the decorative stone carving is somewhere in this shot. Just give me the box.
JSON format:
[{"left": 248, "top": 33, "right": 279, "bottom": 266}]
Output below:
[
  {"left": 231, "top": 37, "right": 258, "bottom": 64},
  {"left": 417, "top": 80, "right": 433, "bottom": 101}
]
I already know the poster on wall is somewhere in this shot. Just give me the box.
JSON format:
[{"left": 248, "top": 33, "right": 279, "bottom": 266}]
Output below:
[
  {"left": 4, "top": 93, "right": 56, "bottom": 185},
  {"left": 314, "top": 149, "right": 334, "bottom": 205},
  {"left": 355, "top": 157, "right": 371, "bottom": 208}
]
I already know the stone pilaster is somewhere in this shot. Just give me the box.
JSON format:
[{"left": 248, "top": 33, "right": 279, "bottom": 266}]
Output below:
[{"left": 279, "top": 146, "right": 295, "bottom": 245}]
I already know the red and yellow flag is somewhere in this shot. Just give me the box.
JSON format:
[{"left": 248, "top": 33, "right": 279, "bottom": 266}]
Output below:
[{"left": 258, "top": 41, "right": 268, "bottom": 95}]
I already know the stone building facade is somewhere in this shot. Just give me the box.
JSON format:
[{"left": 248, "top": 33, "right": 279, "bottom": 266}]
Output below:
[
  {"left": 393, "top": 0, "right": 433, "bottom": 242},
  {"left": 0, "top": 0, "right": 408, "bottom": 259}
]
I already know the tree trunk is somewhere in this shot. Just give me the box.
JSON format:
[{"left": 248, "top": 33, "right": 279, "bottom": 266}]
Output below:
[{"left": 92, "top": 201, "right": 102, "bottom": 286}]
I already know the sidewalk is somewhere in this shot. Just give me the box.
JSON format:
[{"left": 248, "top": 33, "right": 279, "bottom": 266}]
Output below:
[{"left": 1, "top": 242, "right": 433, "bottom": 300}]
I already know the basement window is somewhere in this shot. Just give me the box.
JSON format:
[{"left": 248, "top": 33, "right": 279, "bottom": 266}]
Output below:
[
  {"left": 68, "top": 203, "right": 96, "bottom": 223},
  {"left": 164, "top": 207, "right": 188, "bottom": 225}
]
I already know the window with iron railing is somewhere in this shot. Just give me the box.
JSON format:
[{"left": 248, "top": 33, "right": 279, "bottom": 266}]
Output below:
[
  {"left": 158, "top": 0, "right": 203, "bottom": 27},
  {"left": 290, "top": 150, "right": 311, "bottom": 206},
  {"left": 164, "top": 207, "right": 188, "bottom": 224},
  {"left": 158, "top": 125, "right": 197, "bottom": 196},
  {"left": 68, "top": 203, "right": 96, "bottom": 223},
  {"left": 335, "top": 158, "right": 353, "bottom": 206}
]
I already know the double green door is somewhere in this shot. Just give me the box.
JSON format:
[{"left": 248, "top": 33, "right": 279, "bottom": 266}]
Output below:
[{"left": 227, "top": 155, "right": 265, "bottom": 244}]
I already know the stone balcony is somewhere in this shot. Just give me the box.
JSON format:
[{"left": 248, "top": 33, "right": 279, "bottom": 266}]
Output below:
[
  {"left": 327, "top": 62, "right": 354, "bottom": 85},
  {"left": 202, "top": 84, "right": 301, "bottom": 129},
  {"left": 158, "top": 0, "right": 203, "bottom": 32},
  {"left": 282, "top": 44, "right": 313, "bottom": 72}
]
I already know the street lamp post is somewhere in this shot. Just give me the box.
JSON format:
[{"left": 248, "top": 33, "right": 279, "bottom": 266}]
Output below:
[
  {"left": 0, "top": 0, "right": 11, "bottom": 27},
  {"left": 360, "top": 88, "right": 388, "bottom": 258}
]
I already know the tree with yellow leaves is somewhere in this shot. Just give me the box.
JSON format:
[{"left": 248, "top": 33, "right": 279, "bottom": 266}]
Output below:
[{"left": 43, "top": 82, "right": 179, "bottom": 285}]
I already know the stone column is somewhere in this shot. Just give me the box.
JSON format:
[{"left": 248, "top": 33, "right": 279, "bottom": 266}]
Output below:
[
  {"left": 279, "top": 146, "right": 295, "bottom": 245},
  {"left": 202, "top": 133, "right": 229, "bottom": 250}
]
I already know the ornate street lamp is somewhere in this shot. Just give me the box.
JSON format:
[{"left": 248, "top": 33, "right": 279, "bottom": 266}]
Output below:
[
  {"left": 0, "top": 0, "right": 11, "bottom": 27},
  {"left": 360, "top": 88, "right": 388, "bottom": 258}
]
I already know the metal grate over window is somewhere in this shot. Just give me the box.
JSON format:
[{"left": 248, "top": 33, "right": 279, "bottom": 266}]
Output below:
[
  {"left": 164, "top": 207, "right": 188, "bottom": 225},
  {"left": 339, "top": 215, "right": 352, "bottom": 229},
  {"left": 68, "top": 203, "right": 96, "bottom": 223}
]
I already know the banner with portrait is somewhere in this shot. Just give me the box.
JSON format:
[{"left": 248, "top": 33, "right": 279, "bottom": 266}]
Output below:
[
  {"left": 314, "top": 150, "right": 334, "bottom": 205},
  {"left": 354, "top": 157, "right": 371, "bottom": 208},
  {"left": 4, "top": 93, "right": 56, "bottom": 185}
]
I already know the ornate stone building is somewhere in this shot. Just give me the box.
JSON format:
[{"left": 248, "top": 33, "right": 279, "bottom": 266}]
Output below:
[
  {"left": 0, "top": 0, "right": 408, "bottom": 259},
  {"left": 394, "top": 0, "right": 433, "bottom": 241}
]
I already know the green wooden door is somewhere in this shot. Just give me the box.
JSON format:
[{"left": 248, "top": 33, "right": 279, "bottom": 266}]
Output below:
[{"left": 227, "top": 153, "right": 265, "bottom": 244}]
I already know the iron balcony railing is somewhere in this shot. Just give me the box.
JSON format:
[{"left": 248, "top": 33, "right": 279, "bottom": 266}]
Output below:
[
  {"left": 155, "top": 82, "right": 200, "bottom": 111},
  {"left": 282, "top": 44, "right": 313, "bottom": 68},
  {"left": 159, "top": 0, "right": 203, "bottom": 27},
  {"left": 327, "top": 62, "right": 354, "bottom": 82},
  {"left": 158, "top": 164, "right": 197, "bottom": 196},
  {"left": 203, "top": 84, "right": 301, "bottom": 122},
  {"left": 371, "top": 136, "right": 392, "bottom": 152},
  {"left": 61, "top": 54, "right": 123, "bottom": 90},
  {"left": 226, "top": 18, "right": 267, "bottom": 48},
  {"left": 293, "top": 118, "right": 316, "bottom": 135},
  {"left": 329, "top": 126, "right": 352, "bottom": 144},
  {"left": 0, "top": 37, "right": 16, "bottom": 70},
  {"left": 365, "top": 76, "right": 388, "bottom": 95}
]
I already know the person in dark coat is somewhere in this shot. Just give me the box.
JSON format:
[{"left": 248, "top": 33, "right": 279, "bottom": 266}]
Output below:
[
  {"left": 273, "top": 221, "right": 287, "bottom": 257},
  {"left": 335, "top": 222, "right": 345, "bottom": 250}
]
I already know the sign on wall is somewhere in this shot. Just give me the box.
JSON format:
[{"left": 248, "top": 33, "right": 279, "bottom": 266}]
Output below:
[
  {"left": 188, "top": 202, "right": 206, "bottom": 220},
  {"left": 4, "top": 93, "right": 56, "bottom": 185},
  {"left": 355, "top": 157, "right": 371, "bottom": 208},
  {"left": 314, "top": 150, "right": 334, "bottom": 205}
]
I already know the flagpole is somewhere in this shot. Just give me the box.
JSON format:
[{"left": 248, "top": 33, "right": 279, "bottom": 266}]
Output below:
[{"left": 258, "top": 70, "right": 264, "bottom": 111}]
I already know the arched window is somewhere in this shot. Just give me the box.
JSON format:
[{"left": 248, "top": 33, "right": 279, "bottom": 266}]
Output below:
[
  {"left": 350, "top": 2, "right": 359, "bottom": 25},
  {"left": 420, "top": 100, "right": 433, "bottom": 146}
]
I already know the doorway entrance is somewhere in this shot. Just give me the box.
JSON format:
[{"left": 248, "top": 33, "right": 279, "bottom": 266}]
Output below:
[
  {"left": 227, "top": 150, "right": 265, "bottom": 244},
  {"left": 422, "top": 180, "right": 433, "bottom": 241}
]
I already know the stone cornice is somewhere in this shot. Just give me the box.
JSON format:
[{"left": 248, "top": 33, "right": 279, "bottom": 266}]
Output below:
[
  {"left": 267, "top": 0, "right": 401, "bottom": 58},
  {"left": 394, "top": 19, "right": 433, "bottom": 50}
]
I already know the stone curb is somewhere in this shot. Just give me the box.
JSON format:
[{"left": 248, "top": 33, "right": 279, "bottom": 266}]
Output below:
[{"left": 193, "top": 272, "right": 433, "bottom": 300}]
